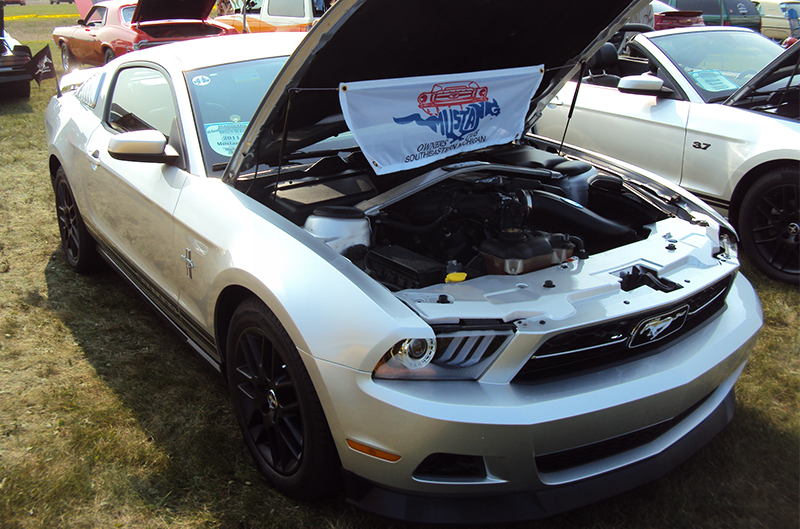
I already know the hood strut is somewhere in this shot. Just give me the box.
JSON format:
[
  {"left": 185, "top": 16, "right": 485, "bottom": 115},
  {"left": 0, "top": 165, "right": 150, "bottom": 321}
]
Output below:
[
  {"left": 775, "top": 53, "right": 800, "bottom": 110},
  {"left": 558, "top": 62, "right": 587, "bottom": 156},
  {"left": 271, "top": 86, "right": 340, "bottom": 206}
]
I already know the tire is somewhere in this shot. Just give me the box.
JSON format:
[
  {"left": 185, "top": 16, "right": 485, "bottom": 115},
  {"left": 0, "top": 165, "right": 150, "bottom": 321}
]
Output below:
[
  {"left": 103, "top": 48, "right": 116, "bottom": 64},
  {"left": 226, "top": 298, "right": 340, "bottom": 500},
  {"left": 60, "top": 42, "right": 73, "bottom": 72},
  {"left": 54, "top": 167, "right": 98, "bottom": 273},
  {"left": 738, "top": 166, "right": 800, "bottom": 284}
]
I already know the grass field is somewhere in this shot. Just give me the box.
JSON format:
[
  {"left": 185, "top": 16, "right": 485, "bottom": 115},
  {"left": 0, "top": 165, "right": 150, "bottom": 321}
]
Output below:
[{"left": 1, "top": 4, "right": 798, "bottom": 528}]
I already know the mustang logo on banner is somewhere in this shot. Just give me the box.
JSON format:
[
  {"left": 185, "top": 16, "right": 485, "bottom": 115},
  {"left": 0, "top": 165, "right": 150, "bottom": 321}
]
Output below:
[{"left": 339, "top": 66, "right": 544, "bottom": 175}]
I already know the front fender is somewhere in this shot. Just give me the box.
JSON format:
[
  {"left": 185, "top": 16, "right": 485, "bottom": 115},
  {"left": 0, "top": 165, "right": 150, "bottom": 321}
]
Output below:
[{"left": 173, "top": 177, "right": 430, "bottom": 373}]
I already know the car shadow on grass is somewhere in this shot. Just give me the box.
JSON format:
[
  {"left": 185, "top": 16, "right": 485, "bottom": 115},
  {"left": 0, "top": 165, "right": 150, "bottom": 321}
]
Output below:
[
  {"left": 0, "top": 93, "right": 34, "bottom": 113},
  {"left": 41, "top": 250, "right": 375, "bottom": 528},
  {"left": 41, "top": 249, "right": 798, "bottom": 529}
]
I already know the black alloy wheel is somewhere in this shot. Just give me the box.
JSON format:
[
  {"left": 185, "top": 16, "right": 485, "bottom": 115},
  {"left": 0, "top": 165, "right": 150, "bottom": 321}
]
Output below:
[
  {"left": 226, "top": 298, "right": 339, "bottom": 500},
  {"left": 54, "top": 168, "right": 97, "bottom": 273},
  {"left": 739, "top": 167, "right": 800, "bottom": 284}
]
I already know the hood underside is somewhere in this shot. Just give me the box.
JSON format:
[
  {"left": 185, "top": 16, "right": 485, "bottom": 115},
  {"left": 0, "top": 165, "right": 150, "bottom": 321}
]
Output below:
[
  {"left": 133, "top": 0, "right": 216, "bottom": 23},
  {"left": 225, "top": 0, "right": 650, "bottom": 181}
]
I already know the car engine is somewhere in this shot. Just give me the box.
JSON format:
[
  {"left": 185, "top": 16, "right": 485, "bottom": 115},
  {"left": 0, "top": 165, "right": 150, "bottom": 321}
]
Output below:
[{"left": 252, "top": 144, "right": 673, "bottom": 291}]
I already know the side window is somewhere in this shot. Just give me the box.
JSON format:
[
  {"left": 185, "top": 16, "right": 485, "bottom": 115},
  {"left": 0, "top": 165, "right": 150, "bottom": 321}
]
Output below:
[
  {"left": 86, "top": 7, "right": 107, "bottom": 27},
  {"left": 268, "top": 0, "right": 306, "bottom": 17},
  {"left": 107, "top": 67, "right": 177, "bottom": 138},
  {"left": 76, "top": 72, "right": 105, "bottom": 109},
  {"left": 121, "top": 6, "right": 136, "bottom": 24}
]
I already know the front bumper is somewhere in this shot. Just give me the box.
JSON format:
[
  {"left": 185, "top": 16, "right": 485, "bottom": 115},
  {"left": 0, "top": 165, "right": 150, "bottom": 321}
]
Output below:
[
  {"left": 343, "top": 384, "right": 737, "bottom": 523},
  {"left": 305, "top": 272, "right": 761, "bottom": 522}
]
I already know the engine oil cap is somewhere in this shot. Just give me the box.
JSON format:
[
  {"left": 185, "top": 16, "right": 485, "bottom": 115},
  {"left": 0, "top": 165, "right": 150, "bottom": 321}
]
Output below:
[{"left": 446, "top": 272, "right": 467, "bottom": 283}]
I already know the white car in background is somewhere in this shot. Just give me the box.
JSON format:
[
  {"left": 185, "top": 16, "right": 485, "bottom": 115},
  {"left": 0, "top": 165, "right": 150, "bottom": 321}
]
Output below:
[
  {"left": 45, "top": 0, "right": 762, "bottom": 522},
  {"left": 536, "top": 27, "right": 800, "bottom": 284}
]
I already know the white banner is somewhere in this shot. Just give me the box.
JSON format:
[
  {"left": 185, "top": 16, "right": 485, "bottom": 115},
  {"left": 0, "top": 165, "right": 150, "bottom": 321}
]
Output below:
[{"left": 339, "top": 66, "right": 544, "bottom": 175}]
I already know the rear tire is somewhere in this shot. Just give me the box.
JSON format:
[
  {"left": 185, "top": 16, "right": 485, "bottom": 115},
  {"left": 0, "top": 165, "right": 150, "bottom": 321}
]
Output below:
[
  {"left": 104, "top": 48, "right": 116, "bottom": 64},
  {"left": 60, "top": 42, "right": 73, "bottom": 72},
  {"left": 226, "top": 297, "right": 340, "bottom": 500},
  {"left": 738, "top": 167, "right": 800, "bottom": 284},
  {"left": 54, "top": 167, "right": 98, "bottom": 273}
]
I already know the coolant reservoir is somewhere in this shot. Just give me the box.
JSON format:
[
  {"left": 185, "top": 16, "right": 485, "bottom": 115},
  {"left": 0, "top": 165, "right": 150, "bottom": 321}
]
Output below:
[{"left": 303, "top": 206, "right": 371, "bottom": 254}]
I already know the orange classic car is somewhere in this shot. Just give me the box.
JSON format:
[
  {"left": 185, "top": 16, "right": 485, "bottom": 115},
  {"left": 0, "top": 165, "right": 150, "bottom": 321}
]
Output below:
[{"left": 52, "top": 0, "right": 236, "bottom": 71}]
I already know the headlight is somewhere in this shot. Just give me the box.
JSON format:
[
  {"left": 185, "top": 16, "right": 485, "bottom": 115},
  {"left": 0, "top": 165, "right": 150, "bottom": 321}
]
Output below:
[
  {"left": 397, "top": 338, "right": 437, "bottom": 369},
  {"left": 373, "top": 328, "right": 514, "bottom": 381}
]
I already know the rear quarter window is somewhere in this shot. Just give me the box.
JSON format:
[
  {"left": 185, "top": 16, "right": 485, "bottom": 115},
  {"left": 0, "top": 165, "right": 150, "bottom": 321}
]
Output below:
[{"left": 268, "top": 0, "right": 306, "bottom": 17}]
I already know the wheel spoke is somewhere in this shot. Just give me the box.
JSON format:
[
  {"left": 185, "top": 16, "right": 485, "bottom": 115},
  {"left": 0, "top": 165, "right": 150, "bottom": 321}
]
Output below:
[
  {"left": 236, "top": 380, "right": 257, "bottom": 401},
  {"left": 759, "top": 196, "right": 781, "bottom": 217},
  {"left": 279, "top": 414, "right": 303, "bottom": 448},
  {"left": 242, "top": 331, "right": 264, "bottom": 377},
  {"left": 68, "top": 229, "right": 80, "bottom": 256}
]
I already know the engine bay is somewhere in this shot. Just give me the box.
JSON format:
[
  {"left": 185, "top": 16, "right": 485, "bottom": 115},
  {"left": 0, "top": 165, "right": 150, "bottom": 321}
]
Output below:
[{"left": 240, "top": 143, "right": 673, "bottom": 290}]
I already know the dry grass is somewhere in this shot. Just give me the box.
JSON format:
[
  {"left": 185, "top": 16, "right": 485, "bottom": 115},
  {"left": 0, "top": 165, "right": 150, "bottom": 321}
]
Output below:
[{"left": 0, "top": 4, "right": 798, "bottom": 528}]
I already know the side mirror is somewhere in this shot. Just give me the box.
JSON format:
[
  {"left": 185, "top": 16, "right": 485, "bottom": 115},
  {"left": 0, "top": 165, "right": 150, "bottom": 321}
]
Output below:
[
  {"left": 618, "top": 74, "right": 674, "bottom": 97},
  {"left": 108, "top": 130, "right": 180, "bottom": 165},
  {"left": 77, "top": 19, "right": 86, "bottom": 25}
]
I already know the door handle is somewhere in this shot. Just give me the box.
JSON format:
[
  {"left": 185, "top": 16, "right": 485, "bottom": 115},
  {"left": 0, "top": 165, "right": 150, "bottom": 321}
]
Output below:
[{"left": 89, "top": 150, "right": 100, "bottom": 169}]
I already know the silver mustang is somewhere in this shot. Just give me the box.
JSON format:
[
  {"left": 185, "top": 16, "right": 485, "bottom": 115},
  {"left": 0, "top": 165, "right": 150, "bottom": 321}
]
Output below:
[{"left": 45, "top": 0, "right": 762, "bottom": 523}]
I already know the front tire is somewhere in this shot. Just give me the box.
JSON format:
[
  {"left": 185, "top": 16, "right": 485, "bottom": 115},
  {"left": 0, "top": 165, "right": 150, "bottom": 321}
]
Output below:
[
  {"left": 54, "top": 167, "right": 98, "bottom": 273},
  {"left": 226, "top": 298, "right": 340, "bottom": 500},
  {"left": 738, "top": 167, "right": 800, "bottom": 284}
]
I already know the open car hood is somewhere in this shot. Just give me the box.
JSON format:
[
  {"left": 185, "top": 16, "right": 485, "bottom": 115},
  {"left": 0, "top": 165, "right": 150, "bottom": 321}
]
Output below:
[
  {"left": 726, "top": 44, "right": 800, "bottom": 112},
  {"left": 132, "top": 0, "right": 216, "bottom": 23},
  {"left": 224, "top": 0, "right": 651, "bottom": 182}
]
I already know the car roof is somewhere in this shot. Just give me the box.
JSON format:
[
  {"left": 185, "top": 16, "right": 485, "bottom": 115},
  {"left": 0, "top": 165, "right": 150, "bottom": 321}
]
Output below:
[
  {"left": 116, "top": 32, "right": 306, "bottom": 73},
  {"left": 642, "top": 25, "right": 758, "bottom": 38},
  {"left": 87, "top": 0, "right": 135, "bottom": 10}
]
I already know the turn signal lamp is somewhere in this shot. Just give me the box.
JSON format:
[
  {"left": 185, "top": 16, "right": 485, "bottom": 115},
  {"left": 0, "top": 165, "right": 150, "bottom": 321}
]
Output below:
[{"left": 346, "top": 439, "right": 401, "bottom": 462}]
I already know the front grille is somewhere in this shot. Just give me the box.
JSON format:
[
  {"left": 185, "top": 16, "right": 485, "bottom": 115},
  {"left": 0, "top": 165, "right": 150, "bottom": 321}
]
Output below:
[
  {"left": 535, "top": 391, "right": 712, "bottom": 473},
  {"left": 513, "top": 274, "right": 734, "bottom": 384}
]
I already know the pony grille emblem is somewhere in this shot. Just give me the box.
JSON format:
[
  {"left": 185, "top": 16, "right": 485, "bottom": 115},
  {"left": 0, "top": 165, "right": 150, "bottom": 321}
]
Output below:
[{"left": 629, "top": 305, "right": 689, "bottom": 348}]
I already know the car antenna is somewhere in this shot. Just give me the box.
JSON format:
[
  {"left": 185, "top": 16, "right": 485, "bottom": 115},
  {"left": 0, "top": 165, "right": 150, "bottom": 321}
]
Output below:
[{"left": 558, "top": 62, "right": 587, "bottom": 156}]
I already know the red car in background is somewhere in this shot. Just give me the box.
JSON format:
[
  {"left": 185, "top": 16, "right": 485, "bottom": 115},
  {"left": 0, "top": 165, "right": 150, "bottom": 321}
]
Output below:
[
  {"left": 652, "top": 0, "right": 705, "bottom": 29},
  {"left": 52, "top": 0, "right": 236, "bottom": 71}
]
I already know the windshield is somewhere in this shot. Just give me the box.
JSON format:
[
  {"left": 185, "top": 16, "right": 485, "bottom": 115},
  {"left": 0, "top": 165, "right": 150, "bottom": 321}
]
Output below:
[
  {"left": 729, "top": 47, "right": 800, "bottom": 118},
  {"left": 186, "top": 56, "right": 289, "bottom": 175},
  {"left": 651, "top": 30, "right": 783, "bottom": 102}
]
